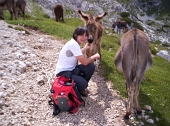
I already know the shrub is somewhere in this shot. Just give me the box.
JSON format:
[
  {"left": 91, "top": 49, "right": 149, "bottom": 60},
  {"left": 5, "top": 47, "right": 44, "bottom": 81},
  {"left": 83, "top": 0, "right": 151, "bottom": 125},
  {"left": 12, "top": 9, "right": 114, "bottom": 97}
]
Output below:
[
  {"left": 150, "top": 46, "right": 158, "bottom": 55},
  {"left": 121, "top": 17, "right": 144, "bottom": 30},
  {"left": 154, "top": 40, "right": 162, "bottom": 45},
  {"left": 162, "top": 43, "right": 170, "bottom": 47},
  {"left": 120, "top": 12, "right": 130, "bottom": 17}
]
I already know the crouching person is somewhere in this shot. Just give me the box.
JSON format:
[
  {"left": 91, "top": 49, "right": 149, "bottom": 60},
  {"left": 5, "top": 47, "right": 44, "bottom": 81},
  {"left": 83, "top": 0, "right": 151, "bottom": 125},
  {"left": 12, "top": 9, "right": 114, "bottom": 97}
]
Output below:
[{"left": 55, "top": 26, "right": 100, "bottom": 97}]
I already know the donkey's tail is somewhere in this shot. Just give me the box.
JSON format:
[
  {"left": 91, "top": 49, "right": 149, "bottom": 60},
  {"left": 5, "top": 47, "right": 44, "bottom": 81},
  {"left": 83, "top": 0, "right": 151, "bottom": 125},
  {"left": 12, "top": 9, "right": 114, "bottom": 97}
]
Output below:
[{"left": 131, "top": 28, "right": 138, "bottom": 82}]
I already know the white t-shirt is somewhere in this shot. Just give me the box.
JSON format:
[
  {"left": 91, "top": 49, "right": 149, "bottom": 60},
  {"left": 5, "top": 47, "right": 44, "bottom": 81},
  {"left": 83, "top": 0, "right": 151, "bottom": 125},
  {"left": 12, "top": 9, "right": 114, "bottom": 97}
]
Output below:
[{"left": 55, "top": 38, "right": 83, "bottom": 75}]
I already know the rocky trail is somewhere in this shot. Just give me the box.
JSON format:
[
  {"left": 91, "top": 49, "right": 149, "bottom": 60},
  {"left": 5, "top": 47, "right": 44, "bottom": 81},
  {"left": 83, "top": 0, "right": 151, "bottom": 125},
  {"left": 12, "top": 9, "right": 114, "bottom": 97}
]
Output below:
[{"left": 0, "top": 20, "right": 131, "bottom": 126}]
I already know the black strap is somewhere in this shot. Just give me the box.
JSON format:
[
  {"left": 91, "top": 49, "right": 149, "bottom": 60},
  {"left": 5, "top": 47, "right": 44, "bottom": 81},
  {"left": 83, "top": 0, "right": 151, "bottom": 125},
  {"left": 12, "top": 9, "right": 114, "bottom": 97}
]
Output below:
[
  {"left": 57, "top": 71, "right": 73, "bottom": 80},
  {"left": 56, "top": 71, "right": 66, "bottom": 77}
]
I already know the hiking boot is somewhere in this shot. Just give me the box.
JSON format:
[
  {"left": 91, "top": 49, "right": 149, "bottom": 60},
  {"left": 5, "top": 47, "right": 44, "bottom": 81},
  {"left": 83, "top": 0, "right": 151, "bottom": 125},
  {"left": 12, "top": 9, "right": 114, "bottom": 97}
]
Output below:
[{"left": 80, "top": 90, "right": 89, "bottom": 97}]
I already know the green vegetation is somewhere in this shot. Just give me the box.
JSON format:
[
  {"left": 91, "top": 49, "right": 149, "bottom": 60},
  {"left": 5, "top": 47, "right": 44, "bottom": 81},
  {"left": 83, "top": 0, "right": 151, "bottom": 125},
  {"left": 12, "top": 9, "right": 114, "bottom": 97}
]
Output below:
[
  {"left": 117, "top": 0, "right": 170, "bottom": 19},
  {"left": 149, "top": 40, "right": 166, "bottom": 55},
  {"left": 5, "top": 12, "right": 83, "bottom": 40},
  {"left": 4, "top": 2, "right": 170, "bottom": 126},
  {"left": 116, "top": 0, "right": 131, "bottom": 4},
  {"left": 120, "top": 12, "right": 130, "bottom": 17},
  {"left": 121, "top": 16, "right": 144, "bottom": 31},
  {"left": 146, "top": 20, "right": 155, "bottom": 26},
  {"left": 118, "top": 11, "right": 144, "bottom": 31}
]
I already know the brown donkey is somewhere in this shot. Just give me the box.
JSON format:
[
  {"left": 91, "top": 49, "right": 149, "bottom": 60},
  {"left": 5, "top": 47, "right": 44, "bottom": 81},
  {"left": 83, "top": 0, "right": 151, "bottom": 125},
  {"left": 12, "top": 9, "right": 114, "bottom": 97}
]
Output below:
[
  {"left": 114, "top": 28, "right": 152, "bottom": 119},
  {"left": 0, "top": 0, "right": 15, "bottom": 20},
  {"left": 14, "top": 0, "right": 26, "bottom": 20},
  {"left": 112, "top": 20, "right": 128, "bottom": 34},
  {"left": 54, "top": 4, "right": 64, "bottom": 22},
  {"left": 78, "top": 10, "right": 107, "bottom": 59}
]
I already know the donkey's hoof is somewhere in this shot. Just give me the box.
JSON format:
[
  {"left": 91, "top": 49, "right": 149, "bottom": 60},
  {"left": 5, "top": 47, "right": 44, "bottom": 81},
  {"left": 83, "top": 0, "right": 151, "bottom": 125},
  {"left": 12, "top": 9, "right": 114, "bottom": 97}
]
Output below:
[
  {"left": 124, "top": 113, "right": 130, "bottom": 120},
  {"left": 137, "top": 110, "right": 142, "bottom": 115}
]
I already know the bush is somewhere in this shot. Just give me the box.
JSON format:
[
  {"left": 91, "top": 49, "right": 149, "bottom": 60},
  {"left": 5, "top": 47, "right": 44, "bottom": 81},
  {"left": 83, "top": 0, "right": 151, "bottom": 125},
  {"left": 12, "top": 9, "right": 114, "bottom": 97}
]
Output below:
[
  {"left": 150, "top": 46, "right": 158, "bottom": 55},
  {"left": 121, "top": 17, "right": 144, "bottom": 30},
  {"left": 162, "top": 43, "right": 170, "bottom": 47},
  {"left": 146, "top": 20, "right": 155, "bottom": 26},
  {"left": 154, "top": 40, "right": 162, "bottom": 45},
  {"left": 120, "top": 12, "right": 130, "bottom": 17}
]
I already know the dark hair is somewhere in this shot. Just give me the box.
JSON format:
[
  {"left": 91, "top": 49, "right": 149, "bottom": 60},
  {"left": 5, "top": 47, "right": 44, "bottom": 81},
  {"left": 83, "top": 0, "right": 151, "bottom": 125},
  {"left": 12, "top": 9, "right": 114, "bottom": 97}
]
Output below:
[{"left": 73, "top": 26, "right": 89, "bottom": 41}]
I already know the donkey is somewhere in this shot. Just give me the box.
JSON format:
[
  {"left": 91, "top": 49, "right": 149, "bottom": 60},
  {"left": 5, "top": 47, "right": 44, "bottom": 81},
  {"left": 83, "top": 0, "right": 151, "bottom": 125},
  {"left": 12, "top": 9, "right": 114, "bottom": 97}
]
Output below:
[
  {"left": 112, "top": 20, "right": 128, "bottom": 34},
  {"left": 0, "top": 0, "right": 15, "bottom": 20},
  {"left": 54, "top": 4, "right": 64, "bottom": 22},
  {"left": 114, "top": 28, "right": 152, "bottom": 119},
  {"left": 0, "top": 9, "right": 3, "bottom": 19},
  {"left": 14, "top": 0, "right": 26, "bottom": 20},
  {"left": 78, "top": 10, "right": 107, "bottom": 60}
]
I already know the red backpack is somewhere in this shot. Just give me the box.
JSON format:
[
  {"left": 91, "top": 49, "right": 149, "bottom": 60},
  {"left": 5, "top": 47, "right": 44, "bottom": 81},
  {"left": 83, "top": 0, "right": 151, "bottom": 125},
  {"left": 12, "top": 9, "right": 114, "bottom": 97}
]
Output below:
[{"left": 49, "top": 76, "right": 85, "bottom": 115}]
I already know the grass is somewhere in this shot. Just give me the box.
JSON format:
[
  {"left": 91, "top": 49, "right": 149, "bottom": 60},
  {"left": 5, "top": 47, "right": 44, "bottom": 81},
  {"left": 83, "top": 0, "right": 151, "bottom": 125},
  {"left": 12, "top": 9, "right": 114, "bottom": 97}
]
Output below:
[
  {"left": 4, "top": 5, "right": 170, "bottom": 126},
  {"left": 5, "top": 15, "right": 83, "bottom": 40}
]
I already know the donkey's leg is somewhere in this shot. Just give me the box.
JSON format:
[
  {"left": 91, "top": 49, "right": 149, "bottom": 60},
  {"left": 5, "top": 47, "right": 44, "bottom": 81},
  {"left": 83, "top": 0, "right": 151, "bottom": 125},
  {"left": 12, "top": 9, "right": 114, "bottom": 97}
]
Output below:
[
  {"left": 6, "top": 3, "right": 13, "bottom": 20},
  {"left": 9, "top": 9, "right": 13, "bottom": 20},
  {"left": 21, "top": 8, "right": 26, "bottom": 20},
  {"left": 134, "top": 82, "right": 142, "bottom": 114},
  {"left": 97, "top": 43, "right": 102, "bottom": 60},
  {"left": 0, "top": 10, "right": 4, "bottom": 20},
  {"left": 134, "top": 72, "right": 144, "bottom": 114},
  {"left": 124, "top": 79, "right": 134, "bottom": 119}
]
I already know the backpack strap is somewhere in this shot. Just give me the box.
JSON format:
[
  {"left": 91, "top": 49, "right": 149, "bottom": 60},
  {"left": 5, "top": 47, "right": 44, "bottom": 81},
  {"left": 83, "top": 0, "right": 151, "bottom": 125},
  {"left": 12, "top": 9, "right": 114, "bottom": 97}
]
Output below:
[
  {"left": 48, "top": 97, "right": 61, "bottom": 116},
  {"left": 56, "top": 71, "right": 73, "bottom": 81},
  {"left": 53, "top": 100, "right": 61, "bottom": 115}
]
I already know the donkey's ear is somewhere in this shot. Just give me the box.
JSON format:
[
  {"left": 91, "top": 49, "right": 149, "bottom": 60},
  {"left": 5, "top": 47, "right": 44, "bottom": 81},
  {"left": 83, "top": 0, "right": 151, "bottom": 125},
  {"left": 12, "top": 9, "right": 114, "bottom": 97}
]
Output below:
[
  {"left": 78, "top": 10, "right": 89, "bottom": 22},
  {"left": 95, "top": 12, "right": 107, "bottom": 22}
]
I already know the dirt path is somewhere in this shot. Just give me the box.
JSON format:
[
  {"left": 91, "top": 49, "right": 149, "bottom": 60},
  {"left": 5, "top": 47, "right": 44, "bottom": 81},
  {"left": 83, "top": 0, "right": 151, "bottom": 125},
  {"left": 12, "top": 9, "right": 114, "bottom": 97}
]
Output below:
[{"left": 0, "top": 20, "right": 130, "bottom": 126}]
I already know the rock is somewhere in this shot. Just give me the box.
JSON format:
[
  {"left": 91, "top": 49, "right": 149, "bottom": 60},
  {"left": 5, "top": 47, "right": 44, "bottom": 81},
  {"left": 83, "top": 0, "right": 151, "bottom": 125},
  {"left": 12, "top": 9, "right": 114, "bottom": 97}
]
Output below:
[
  {"left": 38, "top": 38, "right": 44, "bottom": 43},
  {"left": 145, "top": 105, "right": 152, "bottom": 111},
  {"left": 147, "top": 119, "right": 154, "bottom": 124},
  {"left": 25, "top": 61, "right": 32, "bottom": 67},
  {"left": 17, "top": 65, "right": 26, "bottom": 74},
  {"left": 36, "top": 76, "right": 46, "bottom": 86},
  {"left": 11, "top": 64, "right": 17, "bottom": 75},
  {"left": 157, "top": 50, "right": 170, "bottom": 62},
  {"left": 1, "top": 83, "right": 7, "bottom": 89}
]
